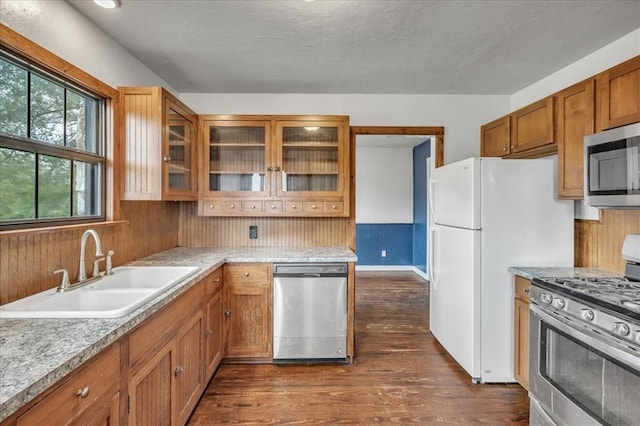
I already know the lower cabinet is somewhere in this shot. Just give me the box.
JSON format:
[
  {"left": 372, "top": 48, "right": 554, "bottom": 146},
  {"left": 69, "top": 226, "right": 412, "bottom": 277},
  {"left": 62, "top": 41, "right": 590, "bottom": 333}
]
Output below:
[
  {"left": 204, "top": 268, "right": 224, "bottom": 381},
  {"left": 223, "top": 264, "right": 273, "bottom": 360},
  {"left": 15, "top": 343, "right": 121, "bottom": 426},
  {"left": 513, "top": 275, "right": 531, "bottom": 390}
]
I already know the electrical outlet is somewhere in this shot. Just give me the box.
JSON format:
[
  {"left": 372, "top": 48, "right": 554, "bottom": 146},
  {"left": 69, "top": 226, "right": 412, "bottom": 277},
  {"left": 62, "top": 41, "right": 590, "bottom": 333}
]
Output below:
[
  {"left": 381, "top": 250, "right": 387, "bottom": 257},
  {"left": 249, "top": 225, "right": 258, "bottom": 239}
]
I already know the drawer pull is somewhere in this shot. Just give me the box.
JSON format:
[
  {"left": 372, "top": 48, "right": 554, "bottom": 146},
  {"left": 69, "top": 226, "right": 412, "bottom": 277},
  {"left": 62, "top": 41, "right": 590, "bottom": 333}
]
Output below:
[
  {"left": 251, "top": 204, "right": 256, "bottom": 209},
  {"left": 291, "top": 205, "right": 297, "bottom": 209},
  {"left": 230, "top": 204, "right": 235, "bottom": 209},
  {"left": 205, "top": 329, "right": 213, "bottom": 336},
  {"left": 523, "top": 288, "right": 530, "bottom": 294},
  {"left": 174, "top": 366, "right": 184, "bottom": 377},
  {"left": 76, "top": 387, "right": 91, "bottom": 399},
  {"left": 331, "top": 204, "right": 337, "bottom": 209},
  {"left": 209, "top": 204, "right": 215, "bottom": 209},
  {"left": 244, "top": 272, "right": 250, "bottom": 277},
  {"left": 311, "top": 205, "right": 317, "bottom": 209},
  {"left": 270, "top": 204, "right": 277, "bottom": 209}
]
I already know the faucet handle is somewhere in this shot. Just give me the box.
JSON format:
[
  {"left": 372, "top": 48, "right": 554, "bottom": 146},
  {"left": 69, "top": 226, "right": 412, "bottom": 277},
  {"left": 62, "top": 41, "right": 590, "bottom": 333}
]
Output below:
[
  {"left": 105, "top": 250, "right": 115, "bottom": 275},
  {"left": 54, "top": 269, "right": 70, "bottom": 292},
  {"left": 92, "top": 258, "right": 105, "bottom": 278}
]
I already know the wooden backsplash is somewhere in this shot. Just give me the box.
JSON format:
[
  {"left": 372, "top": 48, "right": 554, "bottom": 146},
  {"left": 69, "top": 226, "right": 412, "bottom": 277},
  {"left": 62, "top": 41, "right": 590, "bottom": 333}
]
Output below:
[
  {"left": 575, "top": 209, "right": 640, "bottom": 273},
  {"left": 0, "top": 201, "right": 179, "bottom": 305},
  {"left": 178, "top": 202, "right": 352, "bottom": 247}
]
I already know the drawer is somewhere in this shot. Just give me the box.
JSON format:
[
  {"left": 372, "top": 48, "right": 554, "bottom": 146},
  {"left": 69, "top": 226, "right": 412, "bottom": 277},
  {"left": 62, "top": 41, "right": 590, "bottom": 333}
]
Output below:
[
  {"left": 515, "top": 275, "right": 531, "bottom": 303},
  {"left": 284, "top": 201, "right": 303, "bottom": 213},
  {"left": 17, "top": 343, "right": 120, "bottom": 426},
  {"left": 242, "top": 201, "right": 263, "bottom": 213},
  {"left": 324, "top": 201, "right": 344, "bottom": 214},
  {"left": 221, "top": 201, "right": 241, "bottom": 214},
  {"left": 264, "top": 201, "right": 283, "bottom": 213},
  {"left": 304, "top": 201, "right": 324, "bottom": 213},
  {"left": 205, "top": 267, "right": 223, "bottom": 296},
  {"left": 225, "top": 264, "right": 270, "bottom": 283},
  {"left": 201, "top": 201, "right": 221, "bottom": 216},
  {"left": 129, "top": 282, "right": 204, "bottom": 367}
]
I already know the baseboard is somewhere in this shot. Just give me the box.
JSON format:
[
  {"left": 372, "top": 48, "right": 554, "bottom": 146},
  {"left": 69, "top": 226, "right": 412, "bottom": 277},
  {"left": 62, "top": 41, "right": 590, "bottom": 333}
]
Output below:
[{"left": 355, "top": 265, "right": 429, "bottom": 281}]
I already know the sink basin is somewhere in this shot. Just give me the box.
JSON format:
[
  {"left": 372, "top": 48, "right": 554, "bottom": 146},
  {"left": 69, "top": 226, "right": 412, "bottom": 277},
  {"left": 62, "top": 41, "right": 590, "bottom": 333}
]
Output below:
[
  {"left": 0, "top": 266, "right": 200, "bottom": 318},
  {"left": 86, "top": 266, "right": 200, "bottom": 291}
]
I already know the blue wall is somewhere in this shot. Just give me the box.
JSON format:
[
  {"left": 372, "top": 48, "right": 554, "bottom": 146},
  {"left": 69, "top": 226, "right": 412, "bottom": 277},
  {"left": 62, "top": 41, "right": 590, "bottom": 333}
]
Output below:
[
  {"left": 412, "top": 140, "right": 431, "bottom": 272},
  {"left": 355, "top": 224, "right": 413, "bottom": 265}
]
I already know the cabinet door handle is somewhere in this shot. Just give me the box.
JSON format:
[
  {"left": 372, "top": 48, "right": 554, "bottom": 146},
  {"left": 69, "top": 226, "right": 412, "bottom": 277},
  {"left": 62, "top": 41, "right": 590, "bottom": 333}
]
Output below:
[
  {"left": 163, "top": 156, "right": 172, "bottom": 163},
  {"left": 204, "top": 329, "right": 213, "bottom": 336},
  {"left": 267, "top": 166, "right": 274, "bottom": 172},
  {"left": 502, "top": 147, "right": 507, "bottom": 152},
  {"left": 214, "top": 278, "right": 220, "bottom": 283},
  {"left": 244, "top": 272, "right": 250, "bottom": 277},
  {"left": 76, "top": 387, "right": 91, "bottom": 399},
  {"left": 274, "top": 166, "right": 281, "bottom": 172},
  {"left": 523, "top": 288, "right": 530, "bottom": 294},
  {"left": 174, "top": 366, "right": 184, "bottom": 377},
  {"left": 224, "top": 310, "right": 231, "bottom": 318}
]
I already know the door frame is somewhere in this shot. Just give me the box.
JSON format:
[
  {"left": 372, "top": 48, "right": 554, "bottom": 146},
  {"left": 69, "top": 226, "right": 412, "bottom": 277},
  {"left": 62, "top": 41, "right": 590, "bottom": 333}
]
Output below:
[{"left": 348, "top": 126, "right": 444, "bottom": 250}]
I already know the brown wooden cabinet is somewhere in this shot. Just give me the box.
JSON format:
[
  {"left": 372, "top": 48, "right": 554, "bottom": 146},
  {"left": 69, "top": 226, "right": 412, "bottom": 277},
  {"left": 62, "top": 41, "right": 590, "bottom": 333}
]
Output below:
[
  {"left": 199, "top": 115, "right": 349, "bottom": 217},
  {"left": 480, "top": 97, "right": 556, "bottom": 159},
  {"left": 204, "top": 267, "right": 224, "bottom": 382},
  {"left": 480, "top": 116, "right": 510, "bottom": 157},
  {"left": 16, "top": 343, "right": 120, "bottom": 426},
  {"left": 127, "top": 277, "right": 205, "bottom": 426},
  {"left": 510, "top": 97, "right": 555, "bottom": 155},
  {"left": 596, "top": 55, "right": 640, "bottom": 131},
  {"left": 120, "top": 87, "right": 198, "bottom": 201},
  {"left": 175, "top": 310, "right": 205, "bottom": 425},
  {"left": 223, "top": 263, "right": 273, "bottom": 360},
  {"left": 513, "top": 275, "right": 530, "bottom": 391},
  {"left": 556, "top": 79, "right": 595, "bottom": 199}
]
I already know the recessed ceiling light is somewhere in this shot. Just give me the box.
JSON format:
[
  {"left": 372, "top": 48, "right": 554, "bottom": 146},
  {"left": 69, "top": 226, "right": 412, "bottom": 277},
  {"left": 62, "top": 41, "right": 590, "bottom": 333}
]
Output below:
[{"left": 94, "top": 0, "right": 120, "bottom": 8}]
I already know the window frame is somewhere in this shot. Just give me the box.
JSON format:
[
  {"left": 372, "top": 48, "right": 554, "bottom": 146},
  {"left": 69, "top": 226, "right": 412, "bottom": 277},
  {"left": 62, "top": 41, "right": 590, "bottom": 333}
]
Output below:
[{"left": 0, "top": 24, "right": 120, "bottom": 232}]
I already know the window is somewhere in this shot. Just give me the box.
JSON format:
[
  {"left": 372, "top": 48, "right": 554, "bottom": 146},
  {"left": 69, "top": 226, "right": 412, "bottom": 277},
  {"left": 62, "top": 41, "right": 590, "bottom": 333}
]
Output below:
[{"left": 0, "top": 51, "right": 105, "bottom": 229}]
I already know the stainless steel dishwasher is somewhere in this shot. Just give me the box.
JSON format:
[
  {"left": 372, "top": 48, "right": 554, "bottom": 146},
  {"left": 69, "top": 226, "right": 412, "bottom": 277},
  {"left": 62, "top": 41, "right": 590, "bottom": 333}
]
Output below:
[{"left": 273, "top": 263, "right": 348, "bottom": 363}]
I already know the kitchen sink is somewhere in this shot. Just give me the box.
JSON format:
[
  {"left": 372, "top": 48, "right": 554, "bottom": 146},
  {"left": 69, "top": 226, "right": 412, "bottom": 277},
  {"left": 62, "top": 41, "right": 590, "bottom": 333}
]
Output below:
[{"left": 0, "top": 266, "right": 200, "bottom": 318}]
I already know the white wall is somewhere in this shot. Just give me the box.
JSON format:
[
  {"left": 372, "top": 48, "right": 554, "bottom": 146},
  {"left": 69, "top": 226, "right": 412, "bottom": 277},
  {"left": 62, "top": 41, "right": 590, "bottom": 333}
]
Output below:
[
  {"left": 511, "top": 28, "right": 640, "bottom": 109},
  {"left": 0, "top": 0, "right": 172, "bottom": 90},
  {"left": 356, "top": 146, "right": 413, "bottom": 223},
  {"left": 181, "top": 93, "right": 509, "bottom": 165}
]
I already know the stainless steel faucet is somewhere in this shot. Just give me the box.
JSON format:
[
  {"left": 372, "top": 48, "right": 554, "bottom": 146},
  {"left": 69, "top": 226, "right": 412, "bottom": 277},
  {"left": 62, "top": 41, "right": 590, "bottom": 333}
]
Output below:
[{"left": 78, "top": 229, "right": 104, "bottom": 282}]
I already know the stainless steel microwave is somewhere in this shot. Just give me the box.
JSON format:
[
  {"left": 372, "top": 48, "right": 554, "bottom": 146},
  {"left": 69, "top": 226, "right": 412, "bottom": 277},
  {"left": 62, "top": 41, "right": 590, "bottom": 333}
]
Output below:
[{"left": 584, "top": 122, "right": 640, "bottom": 208}]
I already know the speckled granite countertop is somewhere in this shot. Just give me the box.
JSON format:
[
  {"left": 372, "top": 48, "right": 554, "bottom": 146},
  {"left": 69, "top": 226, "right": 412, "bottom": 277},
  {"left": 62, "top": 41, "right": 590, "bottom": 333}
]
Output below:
[
  {"left": 0, "top": 246, "right": 356, "bottom": 421},
  {"left": 509, "top": 266, "right": 622, "bottom": 280}
]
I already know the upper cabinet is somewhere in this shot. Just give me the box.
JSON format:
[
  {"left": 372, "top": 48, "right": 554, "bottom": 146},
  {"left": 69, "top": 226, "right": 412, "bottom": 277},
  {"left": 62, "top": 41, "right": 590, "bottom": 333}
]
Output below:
[
  {"left": 199, "top": 115, "right": 349, "bottom": 217},
  {"left": 596, "top": 55, "right": 640, "bottom": 131},
  {"left": 480, "top": 116, "right": 510, "bottom": 157},
  {"left": 120, "top": 87, "right": 198, "bottom": 201},
  {"left": 510, "top": 97, "right": 555, "bottom": 155},
  {"left": 556, "top": 79, "right": 595, "bottom": 199},
  {"left": 480, "top": 98, "right": 556, "bottom": 159}
]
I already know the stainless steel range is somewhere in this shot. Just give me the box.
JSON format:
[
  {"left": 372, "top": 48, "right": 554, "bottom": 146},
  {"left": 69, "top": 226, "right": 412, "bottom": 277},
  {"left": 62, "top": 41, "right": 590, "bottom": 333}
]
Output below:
[{"left": 529, "top": 234, "right": 640, "bottom": 426}]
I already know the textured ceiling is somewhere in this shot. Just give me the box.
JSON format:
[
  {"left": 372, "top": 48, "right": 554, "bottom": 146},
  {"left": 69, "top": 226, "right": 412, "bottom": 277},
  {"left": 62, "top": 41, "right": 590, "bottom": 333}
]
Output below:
[{"left": 68, "top": 0, "right": 640, "bottom": 94}]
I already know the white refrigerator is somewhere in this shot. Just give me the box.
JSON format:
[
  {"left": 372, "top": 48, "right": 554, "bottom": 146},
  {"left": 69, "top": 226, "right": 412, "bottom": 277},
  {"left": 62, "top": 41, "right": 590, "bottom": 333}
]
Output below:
[{"left": 428, "top": 157, "right": 573, "bottom": 383}]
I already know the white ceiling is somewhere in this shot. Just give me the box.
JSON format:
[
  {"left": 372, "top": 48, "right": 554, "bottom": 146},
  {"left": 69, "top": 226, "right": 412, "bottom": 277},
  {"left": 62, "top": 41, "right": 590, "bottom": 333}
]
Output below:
[
  {"left": 356, "top": 135, "right": 431, "bottom": 148},
  {"left": 67, "top": 0, "right": 640, "bottom": 95}
]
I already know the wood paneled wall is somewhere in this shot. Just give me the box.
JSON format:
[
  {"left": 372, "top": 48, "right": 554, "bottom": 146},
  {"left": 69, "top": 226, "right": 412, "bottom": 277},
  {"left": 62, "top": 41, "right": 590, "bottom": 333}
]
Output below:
[
  {"left": 178, "top": 202, "right": 350, "bottom": 247},
  {"left": 575, "top": 210, "right": 640, "bottom": 273},
  {"left": 0, "top": 202, "right": 179, "bottom": 305}
]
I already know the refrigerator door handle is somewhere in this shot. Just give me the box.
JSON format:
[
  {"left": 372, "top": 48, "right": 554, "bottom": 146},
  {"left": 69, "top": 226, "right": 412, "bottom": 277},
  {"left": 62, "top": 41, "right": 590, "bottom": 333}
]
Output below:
[
  {"left": 429, "top": 227, "right": 438, "bottom": 289},
  {"left": 429, "top": 178, "right": 437, "bottom": 224}
]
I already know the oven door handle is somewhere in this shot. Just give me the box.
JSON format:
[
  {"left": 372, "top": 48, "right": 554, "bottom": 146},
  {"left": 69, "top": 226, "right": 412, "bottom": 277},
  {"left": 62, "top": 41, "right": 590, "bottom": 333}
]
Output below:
[{"left": 531, "top": 304, "right": 640, "bottom": 371}]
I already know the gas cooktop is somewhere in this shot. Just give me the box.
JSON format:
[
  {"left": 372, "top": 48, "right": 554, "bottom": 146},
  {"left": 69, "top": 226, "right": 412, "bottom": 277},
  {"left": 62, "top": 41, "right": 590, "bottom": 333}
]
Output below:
[{"left": 535, "top": 276, "right": 640, "bottom": 315}]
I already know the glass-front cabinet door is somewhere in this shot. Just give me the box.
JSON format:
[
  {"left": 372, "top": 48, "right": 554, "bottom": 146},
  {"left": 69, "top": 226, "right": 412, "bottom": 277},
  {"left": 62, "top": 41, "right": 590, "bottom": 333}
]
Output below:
[
  {"left": 204, "top": 120, "right": 271, "bottom": 197},
  {"left": 164, "top": 101, "right": 196, "bottom": 196},
  {"left": 274, "top": 120, "right": 347, "bottom": 198}
]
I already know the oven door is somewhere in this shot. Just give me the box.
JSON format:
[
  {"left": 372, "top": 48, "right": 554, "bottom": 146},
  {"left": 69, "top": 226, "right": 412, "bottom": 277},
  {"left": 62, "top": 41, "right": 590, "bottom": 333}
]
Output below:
[{"left": 529, "top": 304, "right": 640, "bottom": 426}]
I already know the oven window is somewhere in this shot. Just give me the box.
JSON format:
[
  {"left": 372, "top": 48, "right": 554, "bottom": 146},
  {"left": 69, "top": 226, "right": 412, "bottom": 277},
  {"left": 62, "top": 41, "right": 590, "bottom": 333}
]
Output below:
[
  {"left": 587, "top": 137, "right": 640, "bottom": 195},
  {"left": 541, "top": 323, "right": 640, "bottom": 425}
]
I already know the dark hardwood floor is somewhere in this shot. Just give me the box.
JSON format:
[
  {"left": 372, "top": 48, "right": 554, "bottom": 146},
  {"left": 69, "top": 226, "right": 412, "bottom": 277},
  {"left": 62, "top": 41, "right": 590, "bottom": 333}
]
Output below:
[{"left": 188, "top": 271, "right": 529, "bottom": 424}]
